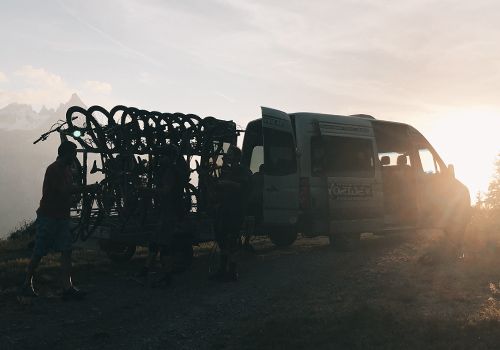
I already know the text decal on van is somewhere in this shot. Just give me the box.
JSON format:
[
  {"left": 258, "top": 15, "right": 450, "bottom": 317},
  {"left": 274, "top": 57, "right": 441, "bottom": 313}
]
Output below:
[
  {"left": 263, "top": 116, "right": 286, "bottom": 129},
  {"left": 329, "top": 183, "right": 373, "bottom": 200}
]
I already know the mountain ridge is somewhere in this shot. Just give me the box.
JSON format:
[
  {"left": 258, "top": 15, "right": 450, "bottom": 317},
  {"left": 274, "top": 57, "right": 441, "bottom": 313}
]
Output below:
[{"left": 0, "top": 93, "right": 86, "bottom": 131}]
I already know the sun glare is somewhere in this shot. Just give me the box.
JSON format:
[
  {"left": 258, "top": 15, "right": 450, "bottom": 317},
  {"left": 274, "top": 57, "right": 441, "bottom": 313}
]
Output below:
[{"left": 422, "top": 109, "right": 500, "bottom": 198}]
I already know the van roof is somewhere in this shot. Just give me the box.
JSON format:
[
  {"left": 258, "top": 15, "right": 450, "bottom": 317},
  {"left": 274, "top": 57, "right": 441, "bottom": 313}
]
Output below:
[
  {"left": 250, "top": 108, "right": 411, "bottom": 129},
  {"left": 290, "top": 112, "right": 374, "bottom": 120},
  {"left": 290, "top": 112, "right": 410, "bottom": 128},
  {"left": 290, "top": 112, "right": 375, "bottom": 127}
]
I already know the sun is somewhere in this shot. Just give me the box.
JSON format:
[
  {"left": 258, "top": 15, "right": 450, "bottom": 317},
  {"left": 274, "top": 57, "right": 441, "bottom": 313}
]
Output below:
[{"left": 422, "top": 109, "right": 500, "bottom": 199}]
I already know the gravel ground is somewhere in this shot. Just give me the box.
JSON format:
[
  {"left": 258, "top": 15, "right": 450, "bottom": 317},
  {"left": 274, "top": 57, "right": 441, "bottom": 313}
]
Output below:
[{"left": 2, "top": 230, "right": 500, "bottom": 349}]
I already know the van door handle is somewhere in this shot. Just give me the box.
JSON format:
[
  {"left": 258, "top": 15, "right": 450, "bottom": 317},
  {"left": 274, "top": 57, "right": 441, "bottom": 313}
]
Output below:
[{"left": 265, "top": 186, "right": 278, "bottom": 192}]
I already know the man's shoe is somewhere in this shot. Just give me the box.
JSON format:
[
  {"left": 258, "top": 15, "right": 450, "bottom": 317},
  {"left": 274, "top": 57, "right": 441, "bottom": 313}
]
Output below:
[
  {"left": 227, "top": 263, "right": 239, "bottom": 282},
  {"left": 62, "top": 286, "right": 86, "bottom": 301},
  {"left": 17, "top": 283, "right": 38, "bottom": 298}
]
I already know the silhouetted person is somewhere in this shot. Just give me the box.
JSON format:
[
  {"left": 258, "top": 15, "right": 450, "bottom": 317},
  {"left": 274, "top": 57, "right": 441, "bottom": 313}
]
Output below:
[
  {"left": 243, "top": 163, "right": 265, "bottom": 251},
  {"left": 135, "top": 144, "right": 189, "bottom": 287},
  {"left": 211, "top": 145, "right": 252, "bottom": 282},
  {"left": 19, "top": 141, "right": 95, "bottom": 300}
]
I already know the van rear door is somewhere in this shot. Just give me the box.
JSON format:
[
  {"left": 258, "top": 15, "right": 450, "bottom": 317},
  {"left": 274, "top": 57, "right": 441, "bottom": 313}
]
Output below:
[{"left": 261, "top": 107, "right": 299, "bottom": 227}]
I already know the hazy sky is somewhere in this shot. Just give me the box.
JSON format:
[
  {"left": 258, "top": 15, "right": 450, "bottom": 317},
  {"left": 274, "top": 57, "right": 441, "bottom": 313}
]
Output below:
[{"left": 1, "top": 0, "right": 500, "bottom": 195}]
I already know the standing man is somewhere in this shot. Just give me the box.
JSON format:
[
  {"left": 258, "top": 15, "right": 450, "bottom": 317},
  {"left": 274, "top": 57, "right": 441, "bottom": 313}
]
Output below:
[
  {"left": 19, "top": 141, "right": 94, "bottom": 300},
  {"left": 135, "top": 144, "right": 189, "bottom": 287},
  {"left": 244, "top": 163, "right": 265, "bottom": 251},
  {"left": 211, "top": 145, "right": 252, "bottom": 282}
]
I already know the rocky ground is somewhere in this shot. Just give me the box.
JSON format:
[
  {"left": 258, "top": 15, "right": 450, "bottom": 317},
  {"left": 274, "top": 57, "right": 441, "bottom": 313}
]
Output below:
[{"left": 2, "top": 229, "right": 500, "bottom": 349}]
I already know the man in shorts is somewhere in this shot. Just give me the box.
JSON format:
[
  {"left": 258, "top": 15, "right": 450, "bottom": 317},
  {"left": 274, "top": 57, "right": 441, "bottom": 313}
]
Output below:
[
  {"left": 135, "top": 144, "right": 189, "bottom": 287},
  {"left": 19, "top": 141, "right": 95, "bottom": 300},
  {"left": 211, "top": 145, "right": 252, "bottom": 282}
]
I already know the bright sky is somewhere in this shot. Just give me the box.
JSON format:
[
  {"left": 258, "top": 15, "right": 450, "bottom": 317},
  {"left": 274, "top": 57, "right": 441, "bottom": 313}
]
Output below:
[{"left": 1, "top": 0, "right": 499, "bottom": 197}]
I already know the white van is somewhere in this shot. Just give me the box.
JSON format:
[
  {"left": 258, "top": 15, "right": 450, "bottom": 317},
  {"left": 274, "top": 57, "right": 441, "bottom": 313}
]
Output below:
[{"left": 241, "top": 107, "right": 471, "bottom": 247}]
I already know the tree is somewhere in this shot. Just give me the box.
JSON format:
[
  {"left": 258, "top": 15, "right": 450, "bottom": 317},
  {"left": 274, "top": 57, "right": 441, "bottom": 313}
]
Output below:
[
  {"left": 474, "top": 191, "right": 484, "bottom": 209},
  {"left": 485, "top": 153, "right": 500, "bottom": 209}
]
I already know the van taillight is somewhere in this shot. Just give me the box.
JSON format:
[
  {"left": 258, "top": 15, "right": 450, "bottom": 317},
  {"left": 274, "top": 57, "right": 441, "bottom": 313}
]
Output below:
[{"left": 299, "top": 177, "right": 310, "bottom": 210}]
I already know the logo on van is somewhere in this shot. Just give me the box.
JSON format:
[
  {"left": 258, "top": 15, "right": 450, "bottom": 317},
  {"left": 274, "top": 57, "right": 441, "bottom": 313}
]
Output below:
[
  {"left": 329, "top": 183, "right": 373, "bottom": 200},
  {"left": 263, "top": 116, "right": 286, "bottom": 128}
]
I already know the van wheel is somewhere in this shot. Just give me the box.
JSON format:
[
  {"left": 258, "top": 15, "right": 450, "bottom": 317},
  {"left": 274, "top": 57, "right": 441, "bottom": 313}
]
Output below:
[
  {"left": 269, "top": 228, "right": 297, "bottom": 247},
  {"left": 99, "top": 239, "right": 136, "bottom": 263},
  {"left": 329, "top": 233, "right": 360, "bottom": 251}
]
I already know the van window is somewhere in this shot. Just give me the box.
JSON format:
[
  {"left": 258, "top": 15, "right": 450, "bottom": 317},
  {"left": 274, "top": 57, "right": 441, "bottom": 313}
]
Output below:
[
  {"left": 264, "top": 128, "right": 296, "bottom": 176},
  {"left": 249, "top": 146, "right": 264, "bottom": 173},
  {"left": 311, "top": 135, "right": 375, "bottom": 177},
  {"left": 418, "top": 148, "right": 441, "bottom": 174},
  {"left": 378, "top": 152, "right": 411, "bottom": 167}
]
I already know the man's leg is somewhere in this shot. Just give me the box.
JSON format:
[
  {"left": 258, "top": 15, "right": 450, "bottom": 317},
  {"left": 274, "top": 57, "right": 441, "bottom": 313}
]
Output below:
[
  {"left": 146, "top": 244, "right": 159, "bottom": 270},
  {"left": 226, "top": 232, "right": 240, "bottom": 281},
  {"left": 23, "top": 255, "right": 42, "bottom": 287},
  {"left": 60, "top": 250, "right": 73, "bottom": 290},
  {"left": 20, "top": 216, "right": 49, "bottom": 296},
  {"left": 212, "top": 217, "right": 229, "bottom": 277},
  {"left": 60, "top": 250, "right": 86, "bottom": 300},
  {"left": 156, "top": 245, "right": 174, "bottom": 287},
  {"left": 18, "top": 255, "right": 42, "bottom": 298},
  {"left": 134, "top": 243, "right": 158, "bottom": 282},
  {"left": 55, "top": 220, "right": 85, "bottom": 300},
  {"left": 212, "top": 218, "right": 241, "bottom": 282}
]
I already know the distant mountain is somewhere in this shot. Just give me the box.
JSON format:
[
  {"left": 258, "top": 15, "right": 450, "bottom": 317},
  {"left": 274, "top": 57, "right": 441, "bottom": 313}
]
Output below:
[
  {"left": 0, "top": 93, "right": 87, "bottom": 238},
  {"left": 55, "top": 93, "right": 86, "bottom": 117},
  {"left": 0, "top": 93, "right": 86, "bottom": 131},
  {"left": 0, "top": 103, "right": 40, "bottom": 130}
]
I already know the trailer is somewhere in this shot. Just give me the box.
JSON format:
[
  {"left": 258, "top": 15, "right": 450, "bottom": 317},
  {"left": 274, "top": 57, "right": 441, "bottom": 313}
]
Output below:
[{"left": 34, "top": 105, "right": 243, "bottom": 264}]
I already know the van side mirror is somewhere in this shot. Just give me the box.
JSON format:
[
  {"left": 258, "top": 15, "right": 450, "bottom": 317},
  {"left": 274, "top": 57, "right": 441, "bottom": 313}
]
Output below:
[{"left": 447, "top": 164, "right": 455, "bottom": 178}]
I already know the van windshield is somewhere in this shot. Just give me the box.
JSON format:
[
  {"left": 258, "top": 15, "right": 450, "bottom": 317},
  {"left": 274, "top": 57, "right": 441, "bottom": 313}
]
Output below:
[{"left": 311, "top": 135, "right": 375, "bottom": 177}]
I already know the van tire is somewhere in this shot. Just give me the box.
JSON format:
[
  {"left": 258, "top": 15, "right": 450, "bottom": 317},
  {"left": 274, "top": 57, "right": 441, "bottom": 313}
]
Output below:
[
  {"left": 269, "top": 228, "right": 297, "bottom": 247},
  {"left": 329, "top": 233, "right": 360, "bottom": 251}
]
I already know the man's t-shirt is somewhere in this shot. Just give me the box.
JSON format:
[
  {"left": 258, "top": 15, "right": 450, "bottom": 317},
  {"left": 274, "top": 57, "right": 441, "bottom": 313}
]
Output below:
[
  {"left": 218, "top": 164, "right": 252, "bottom": 215},
  {"left": 156, "top": 156, "right": 190, "bottom": 219},
  {"left": 37, "top": 160, "right": 73, "bottom": 219}
]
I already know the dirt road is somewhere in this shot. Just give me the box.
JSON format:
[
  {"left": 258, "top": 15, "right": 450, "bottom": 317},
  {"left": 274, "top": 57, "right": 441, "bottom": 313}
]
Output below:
[{"left": 2, "top": 230, "right": 500, "bottom": 349}]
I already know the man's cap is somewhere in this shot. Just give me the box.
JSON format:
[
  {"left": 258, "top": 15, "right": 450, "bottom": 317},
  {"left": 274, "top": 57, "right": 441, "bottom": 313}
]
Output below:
[{"left": 226, "top": 145, "right": 242, "bottom": 159}]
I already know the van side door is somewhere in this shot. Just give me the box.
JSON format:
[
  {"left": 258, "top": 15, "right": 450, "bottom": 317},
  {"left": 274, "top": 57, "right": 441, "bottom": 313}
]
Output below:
[
  {"left": 319, "top": 126, "right": 384, "bottom": 234},
  {"left": 373, "top": 122, "right": 419, "bottom": 228},
  {"left": 261, "top": 107, "right": 299, "bottom": 228}
]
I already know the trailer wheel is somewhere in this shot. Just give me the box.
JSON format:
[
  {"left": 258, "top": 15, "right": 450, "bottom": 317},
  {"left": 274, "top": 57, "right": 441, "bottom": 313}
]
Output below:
[
  {"left": 99, "top": 240, "right": 136, "bottom": 263},
  {"left": 269, "top": 228, "right": 297, "bottom": 247},
  {"left": 329, "top": 233, "right": 360, "bottom": 251}
]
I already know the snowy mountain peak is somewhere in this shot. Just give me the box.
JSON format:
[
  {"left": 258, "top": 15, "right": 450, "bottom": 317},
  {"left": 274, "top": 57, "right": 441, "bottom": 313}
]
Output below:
[
  {"left": 0, "top": 93, "right": 87, "bottom": 130},
  {"left": 55, "top": 93, "right": 86, "bottom": 116}
]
